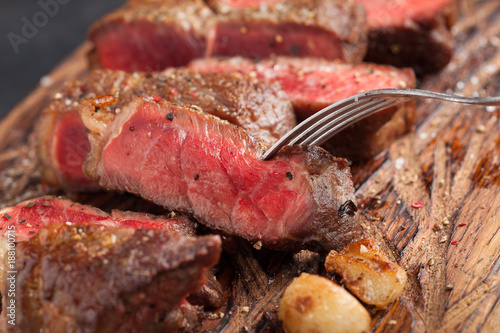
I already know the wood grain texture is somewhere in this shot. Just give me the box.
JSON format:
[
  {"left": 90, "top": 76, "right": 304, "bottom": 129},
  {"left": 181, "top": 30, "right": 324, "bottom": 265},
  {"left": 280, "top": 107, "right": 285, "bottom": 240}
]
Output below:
[{"left": 1, "top": 0, "right": 499, "bottom": 332}]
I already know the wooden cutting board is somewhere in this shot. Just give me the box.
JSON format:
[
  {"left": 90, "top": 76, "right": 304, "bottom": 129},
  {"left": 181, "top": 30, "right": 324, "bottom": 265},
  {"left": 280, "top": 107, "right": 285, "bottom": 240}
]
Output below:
[{"left": 1, "top": 0, "right": 499, "bottom": 331}]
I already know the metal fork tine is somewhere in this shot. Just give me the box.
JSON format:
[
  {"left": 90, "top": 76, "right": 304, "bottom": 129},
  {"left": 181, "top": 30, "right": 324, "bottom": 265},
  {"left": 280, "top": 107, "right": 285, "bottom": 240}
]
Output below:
[
  {"left": 261, "top": 97, "right": 377, "bottom": 160},
  {"left": 288, "top": 98, "right": 383, "bottom": 146},
  {"left": 307, "top": 100, "right": 398, "bottom": 146},
  {"left": 298, "top": 98, "right": 395, "bottom": 146}
]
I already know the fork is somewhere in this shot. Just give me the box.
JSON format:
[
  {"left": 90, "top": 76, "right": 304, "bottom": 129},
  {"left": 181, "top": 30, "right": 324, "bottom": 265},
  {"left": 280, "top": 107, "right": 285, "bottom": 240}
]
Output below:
[{"left": 262, "top": 88, "right": 500, "bottom": 160}]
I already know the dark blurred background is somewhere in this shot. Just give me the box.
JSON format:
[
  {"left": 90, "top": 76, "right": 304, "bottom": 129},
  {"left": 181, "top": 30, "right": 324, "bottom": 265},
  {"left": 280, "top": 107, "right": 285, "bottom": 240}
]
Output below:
[{"left": 0, "top": 0, "right": 126, "bottom": 120}]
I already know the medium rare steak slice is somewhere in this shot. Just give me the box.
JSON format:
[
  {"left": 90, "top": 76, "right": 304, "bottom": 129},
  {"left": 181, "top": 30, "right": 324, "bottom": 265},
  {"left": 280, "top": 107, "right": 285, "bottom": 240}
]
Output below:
[
  {"left": 89, "top": 0, "right": 214, "bottom": 72},
  {"left": 207, "top": 0, "right": 368, "bottom": 63},
  {"left": 81, "top": 96, "right": 361, "bottom": 251},
  {"left": 0, "top": 196, "right": 223, "bottom": 318},
  {"left": 37, "top": 69, "right": 294, "bottom": 191},
  {"left": 0, "top": 196, "right": 195, "bottom": 242},
  {"left": 7, "top": 223, "right": 221, "bottom": 332},
  {"left": 356, "top": 0, "right": 458, "bottom": 73},
  {"left": 190, "top": 57, "right": 417, "bottom": 159}
]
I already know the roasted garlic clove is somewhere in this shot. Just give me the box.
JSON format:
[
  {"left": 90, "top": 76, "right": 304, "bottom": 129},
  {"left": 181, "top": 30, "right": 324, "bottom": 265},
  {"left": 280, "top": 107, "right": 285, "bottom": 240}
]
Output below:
[
  {"left": 325, "top": 238, "right": 407, "bottom": 307},
  {"left": 279, "top": 273, "right": 371, "bottom": 333}
]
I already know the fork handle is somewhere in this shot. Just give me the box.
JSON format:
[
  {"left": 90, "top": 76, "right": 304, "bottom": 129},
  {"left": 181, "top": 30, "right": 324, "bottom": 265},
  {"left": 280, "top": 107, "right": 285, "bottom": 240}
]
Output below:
[{"left": 357, "top": 88, "right": 500, "bottom": 106}]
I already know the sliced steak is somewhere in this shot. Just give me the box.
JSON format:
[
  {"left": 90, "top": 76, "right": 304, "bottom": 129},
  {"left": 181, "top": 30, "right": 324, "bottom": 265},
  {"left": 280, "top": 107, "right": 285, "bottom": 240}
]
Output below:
[
  {"left": 80, "top": 96, "right": 361, "bottom": 251},
  {"left": 37, "top": 69, "right": 295, "bottom": 190},
  {"left": 0, "top": 196, "right": 224, "bottom": 318},
  {"left": 89, "top": 0, "right": 215, "bottom": 72},
  {"left": 89, "top": 0, "right": 367, "bottom": 71},
  {"left": 190, "top": 56, "right": 416, "bottom": 159},
  {"left": 7, "top": 223, "right": 221, "bottom": 332},
  {"left": 207, "top": 0, "right": 368, "bottom": 63},
  {"left": 356, "top": 0, "right": 458, "bottom": 73},
  {"left": 0, "top": 196, "right": 195, "bottom": 242}
]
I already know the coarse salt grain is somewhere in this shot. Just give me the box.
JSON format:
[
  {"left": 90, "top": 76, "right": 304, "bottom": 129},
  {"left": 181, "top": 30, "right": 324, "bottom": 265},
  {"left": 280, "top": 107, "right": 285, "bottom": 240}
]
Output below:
[
  {"left": 394, "top": 157, "right": 405, "bottom": 170},
  {"left": 484, "top": 64, "right": 497, "bottom": 74},
  {"left": 419, "top": 132, "right": 429, "bottom": 140}
]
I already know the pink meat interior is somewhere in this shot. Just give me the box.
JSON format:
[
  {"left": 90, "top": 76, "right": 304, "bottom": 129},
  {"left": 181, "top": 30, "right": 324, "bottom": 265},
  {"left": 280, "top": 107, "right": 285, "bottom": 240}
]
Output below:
[
  {"left": 356, "top": 0, "right": 452, "bottom": 28},
  {"left": 53, "top": 111, "right": 91, "bottom": 188},
  {"left": 92, "top": 20, "right": 206, "bottom": 72},
  {"left": 0, "top": 197, "right": 189, "bottom": 242},
  {"left": 100, "top": 100, "right": 315, "bottom": 241},
  {"left": 207, "top": 22, "right": 343, "bottom": 60}
]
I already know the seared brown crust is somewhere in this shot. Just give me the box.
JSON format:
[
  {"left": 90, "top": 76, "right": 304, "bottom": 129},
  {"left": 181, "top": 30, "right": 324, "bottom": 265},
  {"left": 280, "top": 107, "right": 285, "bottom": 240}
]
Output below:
[
  {"left": 330, "top": 0, "right": 368, "bottom": 63},
  {"left": 360, "top": 0, "right": 458, "bottom": 73},
  {"left": 12, "top": 223, "right": 221, "bottom": 332},
  {"left": 187, "top": 268, "right": 225, "bottom": 309},
  {"left": 90, "top": 0, "right": 213, "bottom": 41},
  {"left": 284, "top": 145, "right": 361, "bottom": 250},
  {"left": 81, "top": 97, "right": 360, "bottom": 251},
  {"left": 208, "top": 0, "right": 368, "bottom": 63}
]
